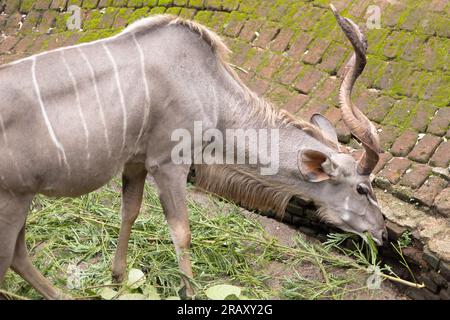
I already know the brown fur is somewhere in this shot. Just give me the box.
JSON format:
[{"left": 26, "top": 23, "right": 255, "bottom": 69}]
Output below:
[{"left": 194, "top": 164, "right": 312, "bottom": 220}]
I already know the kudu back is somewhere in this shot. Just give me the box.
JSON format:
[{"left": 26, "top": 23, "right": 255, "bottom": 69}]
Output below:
[{"left": 0, "top": 6, "right": 386, "bottom": 299}]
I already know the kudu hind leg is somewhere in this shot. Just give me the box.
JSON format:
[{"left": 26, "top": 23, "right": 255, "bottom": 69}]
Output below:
[
  {"left": 112, "top": 163, "right": 147, "bottom": 284},
  {"left": 11, "top": 225, "right": 70, "bottom": 300},
  {"left": 152, "top": 165, "right": 194, "bottom": 298},
  {"left": 0, "top": 192, "right": 32, "bottom": 297}
]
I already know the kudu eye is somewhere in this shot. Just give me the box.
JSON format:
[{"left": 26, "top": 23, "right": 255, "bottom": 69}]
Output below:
[{"left": 356, "top": 184, "right": 369, "bottom": 195}]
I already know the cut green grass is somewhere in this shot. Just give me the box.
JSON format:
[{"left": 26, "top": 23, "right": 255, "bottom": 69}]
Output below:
[{"left": 2, "top": 180, "right": 419, "bottom": 300}]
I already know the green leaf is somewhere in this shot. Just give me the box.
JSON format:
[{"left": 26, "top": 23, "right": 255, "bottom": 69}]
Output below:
[
  {"left": 118, "top": 293, "right": 147, "bottom": 300},
  {"left": 166, "top": 296, "right": 181, "bottom": 300},
  {"left": 127, "top": 268, "right": 146, "bottom": 289},
  {"left": 99, "top": 287, "right": 118, "bottom": 300},
  {"left": 205, "top": 284, "right": 241, "bottom": 300},
  {"left": 143, "top": 284, "right": 161, "bottom": 300}
]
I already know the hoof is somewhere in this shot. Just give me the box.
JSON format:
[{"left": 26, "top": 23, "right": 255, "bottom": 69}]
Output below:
[
  {"left": 112, "top": 272, "right": 125, "bottom": 285},
  {"left": 178, "top": 286, "right": 195, "bottom": 300}
]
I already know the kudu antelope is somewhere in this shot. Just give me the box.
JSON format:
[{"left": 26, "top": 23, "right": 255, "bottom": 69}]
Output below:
[{"left": 0, "top": 5, "right": 386, "bottom": 299}]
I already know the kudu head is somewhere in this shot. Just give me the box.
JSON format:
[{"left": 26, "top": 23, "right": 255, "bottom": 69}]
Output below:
[{"left": 297, "top": 5, "right": 387, "bottom": 245}]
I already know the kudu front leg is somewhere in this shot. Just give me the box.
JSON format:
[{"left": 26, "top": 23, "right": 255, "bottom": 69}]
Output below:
[
  {"left": 112, "top": 163, "right": 147, "bottom": 284},
  {"left": 152, "top": 164, "right": 194, "bottom": 298}
]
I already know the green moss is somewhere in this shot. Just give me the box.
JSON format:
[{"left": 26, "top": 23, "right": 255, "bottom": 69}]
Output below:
[
  {"left": 268, "top": 0, "right": 292, "bottom": 22},
  {"left": 158, "top": 0, "right": 172, "bottom": 6},
  {"left": 150, "top": 6, "right": 166, "bottom": 14},
  {"left": 194, "top": 10, "right": 212, "bottom": 24},
  {"left": 67, "top": 0, "right": 83, "bottom": 6},
  {"left": 386, "top": 62, "right": 413, "bottom": 97},
  {"left": 54, "top": 12, "right": 72, "bottom": 32},
  {"left": 208, "top": 11, "right": 230, "bottom": 31},
  {"left": 239, "top": 0, "right": 259, "bottom": 14},
  {"left": 222, "top": 0, "right": 239, "bottom": 11},
  {"left": 83, "top": 10, "right": 104, "bottom": 30},
  {"left": 366, "top": 28, "right": 390, "bottom": 56},
  {"left": 364, "top": 55, "right": 388, "bottom": 88},
  {"left": 189, "top": 0, "right": 204, "bottom": 8},
  {"left": 173, "top": 0, "right": 188, "bottom": 5},
  {"left": 383, "top": 98, "right": 417, "bottom": 130},
  {"left": 20, "top": 0, "right": 35, "bottom": 13},
  {"left": 127, "top": 7, "right": 150, "bottom": 23},
  {"left": 112, "top": 0, "right": 128, "bottom": 7},
  {"left": 165, "top": 7, "right": 181, "bottom": 15},
  {"left": 127, "top": 0, "right": 144, "bottom": 6},
  {"left": 179, "top": 7, "right": 196, "bottom": 19},
  {"left": 418, "top": 74, "right": 450, "bottom": 107},
  {"left": 82, "top": 0, "right": 100, "bottom": 9},
  {"left": 145, "top": 0, "right": 159, "bottom": 6},
  {"left": 204, "top": 0, "right": 222, "bottom": 9},
  {"left": 77, "top": 29, "right": 120, "bottom": 43}
]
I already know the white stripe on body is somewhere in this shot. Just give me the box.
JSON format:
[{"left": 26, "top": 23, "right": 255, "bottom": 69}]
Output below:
[
  {"left": 132, "top": 33, "right": 151, "bottom": 149},
  {"left": 77, "top": 47, "right": 112, "bottom": 157},
  {"left": 102, "top": 43, "right": 128, "bottom": 154},
  {"left": 61, "top": 51, "right": 91, "bottom": 164},
  {"left": 31, "top": 57, "right": 70, "bottom": 175}
]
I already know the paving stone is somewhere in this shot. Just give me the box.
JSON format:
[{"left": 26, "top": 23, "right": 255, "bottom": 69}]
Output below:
[
  {"left": 430, "top": 141, "right": 450, "bottom": 168},
  {"left": 400, "top": 164, "right": 432, "bottom": 189},
  {"left": 4, "top": 0, "right": 21, "bottom": 14},
  {"left": 259, "top": 54, "right": 284, "bottom": 79},
  {"left": 278, "top": 62, "right": 302, "bottom": 86},
  {"left": 390, "top": 129, "right": 418, "bottom": 157},
  {"left": 414, "top": 176, "right": 448, "bottom": 207},
  {"left": 408, "top": 134, "right": 442, "bottom": 164},
  {"left": 373, "top": 152, "right": 393, "bottom": 175},
  {"left": 429, "top": 270, "right": 448, "bottom": 288},
  {"left": 50, "top": 0, "right": 68, "bottom": 10},
  {"left": 34, "top": 0, "right": 53, "bottom": 10},
  {"left": 379, "top": 157, "right": 411, "bottom": 185},
  {"left": 439, "top": 288, "right": 450, "bottom": 300},
  {"left": 434, "top": 188, "right": 450, "bottom": 218},
  {"left": 318, "top": 44, "right": 347, "bottom": 74},
  {"left": 294, "top": 68, "right": 325, "bottom": 94},
  {"left": 253, "top": 23, "right": 279, "bottom": 48},
  {"left": 423, "top": 273, "right": 440, "bottom": 293},
  {"left": 248, "top": 77, "right": 270, "bottom": 96},
  {"left": 313, "top": 76, "right": 339, "bottom": 102},
  {"left": 428, "top": 108, "right": 450, "bottom": 137},
  {"left": 440, "top": 262, "right": 450, "bottom": 281},
  {"left": 284, "top": 94, "right": 309, "bottom": 115},
  {"left": 366, "top": 96, "right": 395, "bottom": 124},
  {"left": 298, "top": 100, "right": 329, "bottom": 123},
  {"left": 38, "top": 10, "right": 57, "bottom": 32},
  {"left": 269, "top": 28, "right": 294, "bottom": 52},
  {"left": 385, "top": 221, "right": 407, "bottom": 241},
  {"left": 411, "top": 102, "right": 438, "bottom": 133},
  {"left": 423, "top": 247, "right": 441, "bottom": 270},
  {"left": 303, "top": 38, "right": 328, "bottom": 65},
  {"left": 223, "top": 18, "right": 245, "bottom": 38},
  {"left": 0, "top": 35, "right": 19, "bottom": 52},
  {"left": 239, "top": 19, "right": 263, "bottom": 42},
  {"left": 379, "top": 125, "right": 401, "bottom": 151},
  {"left": 287, "top": 32, "right": 312, "bottom": 61}
]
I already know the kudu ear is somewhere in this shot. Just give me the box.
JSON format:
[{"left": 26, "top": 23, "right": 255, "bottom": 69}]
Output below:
[
  {"left": 298, "top": 149, "right": 338, "bottom": 183},
  {"left": 310, "top": 114, "right": 339, "bottom": 147}
]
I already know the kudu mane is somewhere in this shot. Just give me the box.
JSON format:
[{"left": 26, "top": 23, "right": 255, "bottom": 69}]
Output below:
[{"left": 125, "top": 15, "right": 339, "bottom": 215}]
